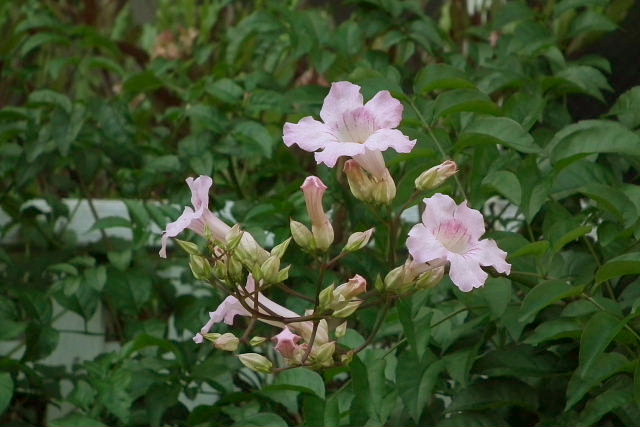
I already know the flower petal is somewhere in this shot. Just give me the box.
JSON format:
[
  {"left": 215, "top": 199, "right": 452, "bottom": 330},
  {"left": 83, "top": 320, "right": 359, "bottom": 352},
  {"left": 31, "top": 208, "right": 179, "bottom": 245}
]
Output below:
[
  {"left": 364, "top": 90, "right": 403, "bottom": 129},
  {"left": 320, "top": 81, "right": 364, "bottom": 126},
  {"left": 283, "top": 117, "right": 337, "bottom": 152},
  {"left": 453, "top": 201, "right": 485, "bottom": 241},
  {"left": 159, "top": 206, "right": 202, "bottom": 257},
  {"left": 407, "top": 223, "right": 448, "bottom": 263},
  {"left": 421, "top": 194, "right": 458, "bottom": 229},
  {"left": 364, "top": 128, "right": 416, "bottom": 154},
  {"left": 210, "top": 295, "right": 251, "bottom": 325},
  {"left": 468, "top": 239, "right": 511, "bottom": 274},
  {"left": 448, "top": 253, "right": 488, "bottom": 292},
  {"left": 187, "top": 175, "right": 213, "bottom": 212},
  {"left": 314, "top": 141, "right": 365, "bottom": 167}
]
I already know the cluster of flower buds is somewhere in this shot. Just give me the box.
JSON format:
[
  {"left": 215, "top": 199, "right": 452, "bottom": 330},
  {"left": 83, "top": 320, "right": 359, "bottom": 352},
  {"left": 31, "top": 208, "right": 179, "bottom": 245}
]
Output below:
[
  {"left": 380, "top": 259, "right": 446, "bottom": 294},
  {"left": 319, "top": 274, "right": 367, "bottom": 317}
]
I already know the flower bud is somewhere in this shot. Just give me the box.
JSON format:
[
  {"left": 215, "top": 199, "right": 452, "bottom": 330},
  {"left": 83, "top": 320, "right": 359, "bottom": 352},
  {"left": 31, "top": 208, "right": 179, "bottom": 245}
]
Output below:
[
  {"left": 334, "top": 274, "right": 367, "bottom": 300},
  {"left": 344, "top": 160, "right": 375, "bottom": 202},
  {"left": 270, "top": 237, "right": 292, "bottom": 259},
  {"left": 290, "top": 219, "right": 314, "bottom": 250},
  {"left": 372, "top": 169, "right": 396, "bottom": 205},
  {"left": 260, "top": 255, "right": 281, "bottom": 284},
  {"left": 203, "top": 332, "right": 221, "bottom": 342},
  {"left": 312, "top": 341, "right": 336, "bottom": 367},
  {"left": 225, "top": 224, "right": 244, "bottom": 251},
  {"left": 340, "top": 351, "right": 354, "bottom": 365},
  {"left": 383, "top": 265, "right": 405, "bottom": 292},
  {"left": 175, "top": 239, "right": 200, "bottom": 255},
  {"left": 227, "top": 254, "right": 244, "bottom": 282},
  {"left": 249, "top": 336, "right": 267, "bottom": 346},
  {"left": 236, "top": 232, "right": 269, "bottom": 267},
  {"left": 318, "top": 284, "right": 336, "bottom": 311},
  {"left": 415, "top": 265, "right": 445, "bottom": 290},
  {"left": 189, "top": 254, "right": 212, "bottom": 280},
  {"left": 277, "top": 265, "right": 290, "bottom": 282},
  {"left": 343, "top": 228, "right": 374, "bottom": 252},
  {"left": 332, "top": 300, "right": 362, "bottom": 318},
  {"left": 335, "top": 322, "right": 347, "bottom": 338},
  {"left": 414, "top": 160, "right": 458, "bottom": 191},
  {"left": 214, "top": 332, "right": 239, "bottom": 351},
  {"left": 238, "top": 353, "right": 273, "bottom": 373},
  {"left": 312, "top": 222, "right": 334, "bottom": 252}
]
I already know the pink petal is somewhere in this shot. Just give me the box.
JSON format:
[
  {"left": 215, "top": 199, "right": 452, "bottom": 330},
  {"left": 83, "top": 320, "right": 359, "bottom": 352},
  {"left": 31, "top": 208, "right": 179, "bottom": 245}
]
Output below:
[
  {"left": 314, "top": 141, "right": 366, "bottom": 167},
  {"left": 406, "top": 223, "right": 448, "bottom": 263},
  {"left": 448, "top": 253, "right": 488, "bottom": 292},
  {"left": 193, "top": 333, "right": 204, "bottom": 344},
  {"left": 273, "top": 327, "right": 302, "bottom": 359},
  {"left": 453, "top": 201, "right": 485, "bottom": 241},
  {"left": 421, "top": 194, "right": 458, "bottom": 230},
  {"left": 320, "top": 82, "right": 364, "bottom": 127},
  {"left": 468, "top": 239, "right": 511, "bottom": 274},
  {"left": 364, "top": 90, "right": 404, "bottom": 129},
  {"left": 364, "top": 128, "right": 416, "bottom": 154},
  {"left": 283, "top": 117, "right": 338, "bottom": 152},
  {"left": 159, "top": 207, "right": 202, "bottom": 258},
  {"left": 354, "top": 148, "right": 387, "bottom": 179},
  {"left": 210, "top": 295, "right": 251, "bottom": 325},
  {"left": 187, "top": 175, "right": 213, "bottom": 212}
]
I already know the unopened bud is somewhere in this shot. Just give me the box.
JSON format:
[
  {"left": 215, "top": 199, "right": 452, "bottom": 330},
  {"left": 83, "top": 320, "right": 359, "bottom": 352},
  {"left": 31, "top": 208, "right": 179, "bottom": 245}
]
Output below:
[
  {"left": 227, "top": 254, "right": 244, "bottom": 282},
  {"left": 260, "top": 255, "right": 281, "bottom": 284},
  {"left": 335, "top": 322, "right": 347, "bottom": 338},
  {"left": 344, "top": 160, "right": 375, "bottom": 202},
  {"left": 225, "top": 224, "right": 244, "bottom": 251},
  {"left": 203, "top": 332, "right": 221, "bottom": 343},
  {"left": 312, "top": 221, "right": 334, "bottom": 252},
  {"left": 189, "top": 255, "right": 212, "bottom": 280},
  {"left": 313, "top": 341, "right": 336, "bottom": 367},
  {"left": 238, "top": 353, "right": 272, "bottom": 373},
  {"left": 340, "top": 350, "right": 354, "bottom": 365},
  {"left": 290, "top": 219, "right": 314, "bottom": 250},
  {"left": 334, "top": 274, "right": 367, "bottom": 300},
  {"left": 214, "top": 332, "right": 239, "bottom": 351},
  {"left": 236, "top": 233, "right": 269, "bottom": 267},
  {"left": 176, "top": 239, "right": 200, "bottom": 256},
  {"left": 383, "top": 266, "right": 405, "bottom": 292},
  {"left": 332, "top": 300, "right": 362, "bottom": 318},
  {"left": 318, "top": 284, "right": 335, "bottom": 311},
  {"left": 249, "top": 336, "right": 267, "bottom": 346},
  {"left": 372, "top": 169, "right": 396, "bottom": 205},
  {"left": 415, "top": 265, "right": 445, "bottom": 290},
  {"left": 415, "top": 160, "right": 458, "bottom": 191},
  {"left": 277, "top": 265, "right": 290, "bottom": 282},
  {"left": 343, "top": 228, "right": 374, "bottom": 252},
  {"left": 271, "top": 237, "right": 292, "bottom": 259}
]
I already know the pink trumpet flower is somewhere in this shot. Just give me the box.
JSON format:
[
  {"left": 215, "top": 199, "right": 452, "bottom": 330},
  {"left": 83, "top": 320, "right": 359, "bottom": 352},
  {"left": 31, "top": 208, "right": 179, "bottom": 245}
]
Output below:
[
  {"left": 406, "top": 194, "right": 511, "bottom": 292},
  {"left": 283, "top": 81, "right": 416, "bottom": 179}
]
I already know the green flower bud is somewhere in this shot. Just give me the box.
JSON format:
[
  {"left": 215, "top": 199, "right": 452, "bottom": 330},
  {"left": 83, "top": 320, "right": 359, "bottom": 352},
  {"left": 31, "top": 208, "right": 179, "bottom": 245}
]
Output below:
[
  {"left": 238, "top": 353, "right": 273, "bottom": 373},
  {"left": 225, "top": 224, "right": 244, "bottom": 251},
  {"left": 414, "top": 160, "right": 458, "bottom": 191},
  {"left": 176, "top": 239, "right": 200, "bottom": 255},
  {"left": 312, "top": 341, "right": 336, "bottom": 367},
  {"left": 260, "top": 255, "right": 281, "bottom": 284},
  {"left": 332, "top": 300, "right": 362, "bottom": 318},
  {"left": 271, "top": 237, "right": 292, "bottom": 259},
  {"left": 334, "top": 322, "right": 347, "bottom": 338},
  {"left": 214, "top": 332, "right": 239, "bottom": 352},
  {"left": 189, "top": 255, "right": 212, "bottom": 280},
  {"left": 343, "top": 228, "right": 375, "bottom": 252},
  {"left": 318, "top": 284, "right": 335, "bottom": 311},
  {"left": 290, "top": 219, "right": 314, "bottom": 250},
  {"left": 249, "top": 336, "right": 267, "bottom": 346}
]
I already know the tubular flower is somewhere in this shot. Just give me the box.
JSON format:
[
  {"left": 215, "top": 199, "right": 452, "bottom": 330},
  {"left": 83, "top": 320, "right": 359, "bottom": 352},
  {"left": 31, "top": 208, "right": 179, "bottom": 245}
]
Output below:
[
  {"left": 159, "top": 176, "right": 231, "bottom": 258},
  {"left": 272, "top": 327, "right": 303, "bottom": 360},
  {"left": 283, "top": 81, "right": 416, "bottom": 178},
  {"left": 301, "top": 176, "right": 334, "bottom": 250},
  {"left": 406, "top": 194, "right": 511, "bottom": 292}
]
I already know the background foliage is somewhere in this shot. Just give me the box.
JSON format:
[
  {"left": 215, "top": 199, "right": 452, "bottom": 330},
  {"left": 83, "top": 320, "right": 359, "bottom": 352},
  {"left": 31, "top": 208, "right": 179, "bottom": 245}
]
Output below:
[{"left": 1, "top": 0, "right": 640, "bottom": 425}]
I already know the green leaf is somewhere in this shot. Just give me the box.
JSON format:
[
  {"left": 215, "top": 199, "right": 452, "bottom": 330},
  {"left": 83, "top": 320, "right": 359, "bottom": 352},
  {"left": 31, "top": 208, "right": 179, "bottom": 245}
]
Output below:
[
  {"left": 436, "top": 411, "right": 508, "bottom": 427},
  {"left": 447, "top": 379, "right": 538, "bottom": 412},
  {"left": 397, "top": 353, "right": 443, "bottom": 422},
  {"left": 577, "top": 184, "right": 637, "bottom": 227},
  {"left": 524, "top": 318, "right": 581, "bottom": 345},
  {"left": 107, "top": 250, "right": 132, "bottom": 271},
  {"left": 477, "top": 278, "right": 512, "bottom": 318},
  {"left": 475, "top": 345, "right": 563, "bottom": 377},
  {"left": 482, "top": 170, "right": 522, "bottom": 204},
  {"left": 207, "top": 78, "right": 244, "bottom": 104},
  {"left": 554, "top": 0, "right": 608, "bottom": 16},
  {"left": 233, "top": 412, "right": 288, "bottom": 427},
  {"left": 51, "top": 104, "right": 85, "bottom": 156},
  {"left": 302, "top": 395, "right": 325, "bottom": 427},
  {"left": 121, "top": 334, "right": 186, "bottom": 368},
  {"left": 397, "top": 298, "right": 431, "bottom": 361},
  {"left": 580, "top": 312, "right": 627, "bottom": 375},
  {"left": 414, "top": 64, "right": 475, "bottom": 94},
  {"left": 577, "top": 378, "right": 633, "bottom": 426},
  {"left": 433, "top": 89, "right": 500, "bottom": 119},
  {"left": 233, "top": 120, "right": 274, "bottom": 158},
  {"left": 596, "top": 252, "right": 640, "bottom": 284},
  {"left": 553, "top": 65, "right": 612, "bottom": 101},
  {"left": 20, "top": 32, "right": 69, "bottom": 56},
  {"left": 123, "top": 71, "right": 165, "bottom": 94},
  {"left": 0, "top": 373, "right": 13, "bottom": 415},
  {"left": 519, "top": 280, "right": 583, "bottom": 323},
  {"left": 510, "top": 241, "right": 549, "bottom": 258},
  {"left": 566, "top": 352, "right": 630, "bottom": 410},
  {"left": 49, "top": 414, "right": 106, "bottom": 427},
  {"left": 549, "top": 120, "right": 640, "bottom": 169},
  {"left": 609, "top": 86, "right": 640, "bottom": 129},
  {"left": 551, "top": 225, "right": 592, "bottom": 253},
  {"left": 90, "top": 216, "right": 131, "bottom": 231},
  {"left": 28, "top": 89, "right": 72, "bottom": 113},
  {"left": 457, "top": 116, "right": 539, "bottom": 154},
  {"left": 269, "top": 367, "right": 325, "bottom": 399}
]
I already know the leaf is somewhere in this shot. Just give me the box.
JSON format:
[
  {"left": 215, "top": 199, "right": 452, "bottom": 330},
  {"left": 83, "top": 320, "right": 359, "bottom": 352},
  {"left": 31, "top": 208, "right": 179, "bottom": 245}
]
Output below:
[
  {"left": 49, "top": 414, "right": 106, "bottom": 427},
  {"left": 475, "top": 345, "right": 563, "bottom": 377},
  {"left": 269, "top": 368, "right": 325, "bottom": 399},
  {"left": 123, "top": 71, "right": 164, "bottom": 94},
  {"left": 477, "top": 278, "right": 512, "bottom": 318},
  {"left": 578, "top": 184, "right": 637, "bottom": 227},
  {"left": 609, "top": 86, "right": 640, "bottom": 129},
  {"left": 233, "top": 120, "right": 274, "bottom": 158},
  {"left": 549, "top": 120, "right": 640, "bottom": 169},
  {"left": 510, "top": 241, "right": 549, "bottom": 258},
  {"left": 579, "top": 312, "right": 627, "bottom": 375},
  {"left": 90, "top": 216, "right": 131, "bottom": 231},
  {"left": 596, "top": 252, "right": 640, "bottom": 284},
  {"left": 432, "top": 89, "right": 500, "bottom": 119},
  {"left": 397, "top": 353, "right": 443, "bottom": 422},
  {"left": 524, "top": 319, "right": 581, "bottom": 345},
  {"left": 554, "top": 65, "right": 612, "bottom": 101},
  {"left": 0, "top": 373, "right": 13, "bottom": 415},
  {"left": 51, "top": 105, "right": 85, "bottom": 156},
  {"left": 566, "top": 352, "right": 630, "bottom": 410},
  {"left": 20, "top": 32, "right": 69, "bottom": 56},
  {"left": 303, "top": 395, "right": 325, "bottom": 427},
  {"left": 107, "top": 250, "right": 132, "bottom": 271},
  {"left": 397, "top": 299, "right": 431, "bottom": 361},
  {"left": 447, "top": 378, "right": 538, "bottom": 412},
  {"left": 207, "top": 78, "right": 244, "bottom": 104},
  {"left": 233, "top": 412, "right": 288, "bottom": 427},
  {"left": 577, "top": 378, "right": 633, "bottom": 426},
  {"left": 519, "top": 280, "right": 583, "bottom": 323},
  {"left": 482, "top": 170, "right": 522, "bottom": 204},
  {"left": 436, "top": 411, "right": 508, "bottom": 427},
  {"left": 28, "top": 89, "right": 72, "bottom": 113},
  {"left": 414, "top": 64, "right": 475, "bottom": 94},
  {"left": 121, "top": 334, "right": 186, "bottom": 369},
  {"left": 457, "top": 116, "right": 539, "bottom": 154}
]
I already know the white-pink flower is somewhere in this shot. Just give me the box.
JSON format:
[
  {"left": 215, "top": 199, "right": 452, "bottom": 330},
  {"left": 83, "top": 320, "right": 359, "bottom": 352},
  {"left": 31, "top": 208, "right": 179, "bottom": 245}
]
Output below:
[
  {"left": 272, "top": 327, "right": 302, "bottom": 359},
  {"left": 283, "top": 81, "right": 416, "bottom": 178},
  {"left": 406, "top": 194, "right": 511, "bottom": 292},
  {"left": 159, "top": 175, "right": 231, "bottom": 258}
]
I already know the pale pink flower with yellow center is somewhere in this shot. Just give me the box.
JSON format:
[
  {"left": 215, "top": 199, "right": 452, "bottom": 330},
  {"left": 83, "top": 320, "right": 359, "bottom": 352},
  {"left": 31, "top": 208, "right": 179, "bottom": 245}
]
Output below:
[
  {"left": 159, "top": 175, "right": 231, "bottom": 258},
  {"left": 406, "top": 194, "right": 511, "bottom": 292},
  {"left": 283, "top": 81, "right": 416, "bottom": 179}
]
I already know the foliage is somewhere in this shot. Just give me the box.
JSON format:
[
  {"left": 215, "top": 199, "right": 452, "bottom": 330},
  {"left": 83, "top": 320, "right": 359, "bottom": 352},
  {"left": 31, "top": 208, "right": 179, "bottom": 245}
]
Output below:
[{"left": 1, "top": 0, "right": 639, "bottom": 425}]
